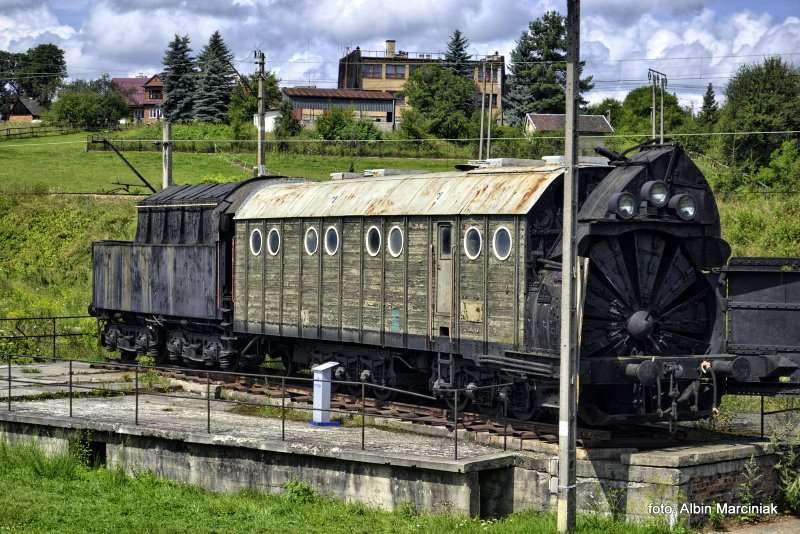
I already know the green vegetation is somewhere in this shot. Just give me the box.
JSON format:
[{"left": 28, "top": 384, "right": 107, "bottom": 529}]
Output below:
[
  {"left": 506, "top": 10, "right": 594, "bottom": 123},
  {"left": 0, "top": 192, "right": 135, "bottom": 357},
  {"left": 402, "top": 64, "right": 476, "bottom": 139},
  {"left": 0, "top": 132, "right": 461, "bottom": 193},
  {"left": 0, "top": 440, "right": 686, "bottom": 533},
  {"left": 49, "top": 76, "right": 129, "bottom": 129}
]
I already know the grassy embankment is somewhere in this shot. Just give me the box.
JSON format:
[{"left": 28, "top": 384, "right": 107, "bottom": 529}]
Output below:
[{"left": 0, "top": 440, "right": 683, "bottom": 534}]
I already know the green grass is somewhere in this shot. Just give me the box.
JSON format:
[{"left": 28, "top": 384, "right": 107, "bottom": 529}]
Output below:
[
  {"left": 0, "top": 440, "right": 686, "bottom": 533},
  {"left": 0, "top": 132, "right": 460, "bottom": 193}
]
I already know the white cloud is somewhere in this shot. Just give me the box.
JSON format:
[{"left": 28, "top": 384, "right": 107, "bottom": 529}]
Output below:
[{"left": 0, "top": 0, "right": 797, "bottom": 112}]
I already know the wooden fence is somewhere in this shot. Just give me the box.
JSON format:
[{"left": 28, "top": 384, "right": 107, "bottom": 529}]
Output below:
[{"left": 0, "top": 125, "right": 79, "bottom": 141}]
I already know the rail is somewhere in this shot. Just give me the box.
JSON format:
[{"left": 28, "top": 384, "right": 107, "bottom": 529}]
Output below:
[
  {"left": 0, "top": 315, "right": 97, "bottom": 359},
  {"left": 758, "top": 395, "right": 800, "bottom": 439},
  {"left": 0, "top": 354, "right": 515, "bottom": 460}
]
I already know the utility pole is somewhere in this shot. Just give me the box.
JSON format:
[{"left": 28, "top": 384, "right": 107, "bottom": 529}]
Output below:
[
  {"left": 648, "top": 68, "right": 667, "bottom": 142},
  {"left": 486, "top": 82, "right": 493, "bottom": 159},
  {"left": 659, "top": 74, "right": 667, "bottom": 143},
  {"left": 479, "top": 60, "right": 486, "bottom": 160},
  {"left": 255, "top": 49, "right": 266, "bottom": 176},
  {"left": 558, "top": 1, "right": 580, "bottom": 532},
  {"left": 162, "top": 121, "right": 172, "bottom": 189}
]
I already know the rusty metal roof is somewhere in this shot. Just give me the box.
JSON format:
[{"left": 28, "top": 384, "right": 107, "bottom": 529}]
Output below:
[
  {"left": 234, "top": 165, "right": 565, "bottom": 220},
  {"left": 282, "top": 87, "right": 396, "bottom": 100}
]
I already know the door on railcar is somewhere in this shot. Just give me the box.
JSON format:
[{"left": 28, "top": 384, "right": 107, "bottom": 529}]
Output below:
[{"left": 433, "top": 221, "right": 455, "bottom": 351}]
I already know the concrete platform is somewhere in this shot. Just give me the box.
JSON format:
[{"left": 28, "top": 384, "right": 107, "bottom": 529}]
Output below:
[{"left": 0, "top": 362, "right": 785, "bottom": 523}]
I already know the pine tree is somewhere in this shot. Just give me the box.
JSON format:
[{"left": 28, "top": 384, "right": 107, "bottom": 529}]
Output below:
[
  {"left": 162, "top": 35, "right": 196, "bottom": 122},
  {"left": 506, "top": 11, "right": 594, "bottom": 125},
  {"left": 194, "top": 57, "right": 230, "bottom": 122},
  {"left": 698, "top": 83, "right": 718, "bottom": 125},
  {"left": 444, "top": 29, "right": 471, "bottom": 78},
  {"left": 195, "top": 31, "right": 235, "bottom": 113}
]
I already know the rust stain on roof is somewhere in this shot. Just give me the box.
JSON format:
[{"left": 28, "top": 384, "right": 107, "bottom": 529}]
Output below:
[{"left": 234, "top": 166, "right": 565, "bottom": 220}]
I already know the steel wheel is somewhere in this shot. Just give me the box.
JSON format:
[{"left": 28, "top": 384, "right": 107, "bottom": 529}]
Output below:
[{"left": 581, "top": 231, "right": 714, "bottom": 357}]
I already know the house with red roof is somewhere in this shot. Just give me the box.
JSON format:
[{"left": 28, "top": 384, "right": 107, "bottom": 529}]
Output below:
[{"left": 112, "top": 75, "right": 164, "bottom": 124}]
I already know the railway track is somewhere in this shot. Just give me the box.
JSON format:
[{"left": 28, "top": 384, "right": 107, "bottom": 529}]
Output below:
[{"left": 91, "top": 361, "right": 697, "bottom": 449}]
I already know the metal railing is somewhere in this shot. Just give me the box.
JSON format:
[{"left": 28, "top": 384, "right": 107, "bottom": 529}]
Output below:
[
  {"left": 0, "top": 316, "right": 97, "bottom": 359},
  {"left": 1, "top": 354, "right": 514, "bottom": 460}
]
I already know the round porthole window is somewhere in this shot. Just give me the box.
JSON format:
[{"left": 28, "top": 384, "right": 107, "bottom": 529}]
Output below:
[
  {"left": 267, "top": 228, "right": 281, "bottom": 256},
  {"left": 324, "top": 226, "right": 339, "bottom": 255},
  {"left": 388, "top": 226, "right": 403, "bottom": 257},
  {"left": 249, "top": 228, "right": 262, "bottom": 256},
  {"left": 365, "top": 225, "right": 381, "bottom": 257},
  {"left": 304, "top": 227, "right": 319, "bottom": 255},
  {"left": 463, "top": 226, "right": 482, "bottom": 260},
  {"left": 492, "top": 226, "right": 512, "bottom": 261}
]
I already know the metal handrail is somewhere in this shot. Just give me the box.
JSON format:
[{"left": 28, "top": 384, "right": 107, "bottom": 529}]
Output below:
[{"left": 1, "top": 353, "right": 516, "bottom": 460}]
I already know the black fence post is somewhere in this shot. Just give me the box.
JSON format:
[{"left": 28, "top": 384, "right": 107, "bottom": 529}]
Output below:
[
  {"left": 52, "top": 318, "right": 57, "bottom": 358},
  {"left": 134, "top": 365, "right": 139, "bottom": 425},
  {"left": 68, "top": 359, "right": 73, "bottom": 418},
  {"left": 760, "top": 396, "right": 765, "bottom": 439},
  {"left": 281, "top": 376, "right": 286, "bottom": 441},
  {"left": 206, "top": 372, "right": 211, "bottom": 434},
  {"left": 6, "top": 355, "right": 10, "bottom": 411},
  {"left": 361, "top": 381, "right": 366, "bottom": 451},
  {"left": 453, "top": 390, "right": 459, "bottom": 461}
]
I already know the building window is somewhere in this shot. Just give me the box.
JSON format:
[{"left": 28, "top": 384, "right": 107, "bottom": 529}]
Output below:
[
  {"left": 408, "top": 64, "right": 423, "bottom": 77},
  {"left": 304, "top": 227, "right": 319, "bottom": 255},
  {"left": 385, "top": 64, "right": 405, "bottom": 79},
  {"left": 388, "top": 226, "right": 403, "bottom": 257},
  {"left": 362, "top": 64, "right": 382, "bottom": 79},
  {"left": 463, "top": 226, "right": 482, "bottom": 260},
  {"left": 149, "top": 107, "right": 162, "bottom": 119},
  {"left": 324, "top": 226, "right": 339, "bottom": 256},
  {"left": 267, "top": 228, "right": 281, "bottom": 256},
  {"left": 492, "top": 226, "right": 512, "bottom": 261},
  {"left": 477, "top": 67, "right": 499, "bottom": 82},
  {"left": 365, "top": 225, "right": 381, "bottom": 257},
  {"left": 147, "top": 89, "right": 162, "bottom": 100},
  {"left": 249, "top": 228, "right": 262, "bottom": 256}
]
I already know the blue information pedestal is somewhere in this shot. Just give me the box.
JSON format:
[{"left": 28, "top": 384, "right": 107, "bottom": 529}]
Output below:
[{"left": 310, "top": 361, "right": 340, "bottom": 427}]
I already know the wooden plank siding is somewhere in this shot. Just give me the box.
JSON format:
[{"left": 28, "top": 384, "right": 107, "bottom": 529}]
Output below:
[
  {"left": 281, "top": 221, "right": 301, "bottom": 338},
  {"left": 233, "top": 215, "right": 526, "bottom": 356},
  {"left": 458, "top": 216, "right": 485, "bottom": 355},
  {"left": 246, "top": 221, "right": 264, "bottom": 332},
  {"left": 341, "top": 218, "right": 363, "bottom": 343},
  {"left": 300, "top": 221, "right": 321, "bottom": 336},
  {"left": 321, "top": 221, "right": 342, "bottom": 340}
]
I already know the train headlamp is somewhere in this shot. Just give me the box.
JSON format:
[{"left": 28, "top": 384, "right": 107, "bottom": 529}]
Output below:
[
  {"left": 668, "top": 194, "right": 697, "bottom": 221},
  {"left": 608, "top": 192, "right": 637, "bottom": 220},
  {"left": 640, "top": 180, "right": 669, "bottom": 208}
]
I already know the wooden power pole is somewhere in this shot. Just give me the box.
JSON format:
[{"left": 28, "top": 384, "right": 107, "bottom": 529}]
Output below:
[
  {"left": 255, "top": 50, "right": 266, "bottom": 176},
  {"left": 162, "top": 121, "right": 172, "bottom": 189},
  {"left": 558, "top": 0, "right": 580, "bottom": 532}
]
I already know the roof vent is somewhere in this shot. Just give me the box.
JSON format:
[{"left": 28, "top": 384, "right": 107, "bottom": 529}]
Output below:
[{"left": 463, "top": 158, "right": 545, "bottom": 169}]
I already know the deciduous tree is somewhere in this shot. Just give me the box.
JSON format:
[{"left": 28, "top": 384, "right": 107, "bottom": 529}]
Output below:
[{"left": 402, "top": 64, "right": 474, "bottom": 139}]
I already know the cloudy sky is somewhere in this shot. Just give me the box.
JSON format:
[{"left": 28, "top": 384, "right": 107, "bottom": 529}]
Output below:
[{"left": 1, "top": 0, "right": 798, "bottom": 109}]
